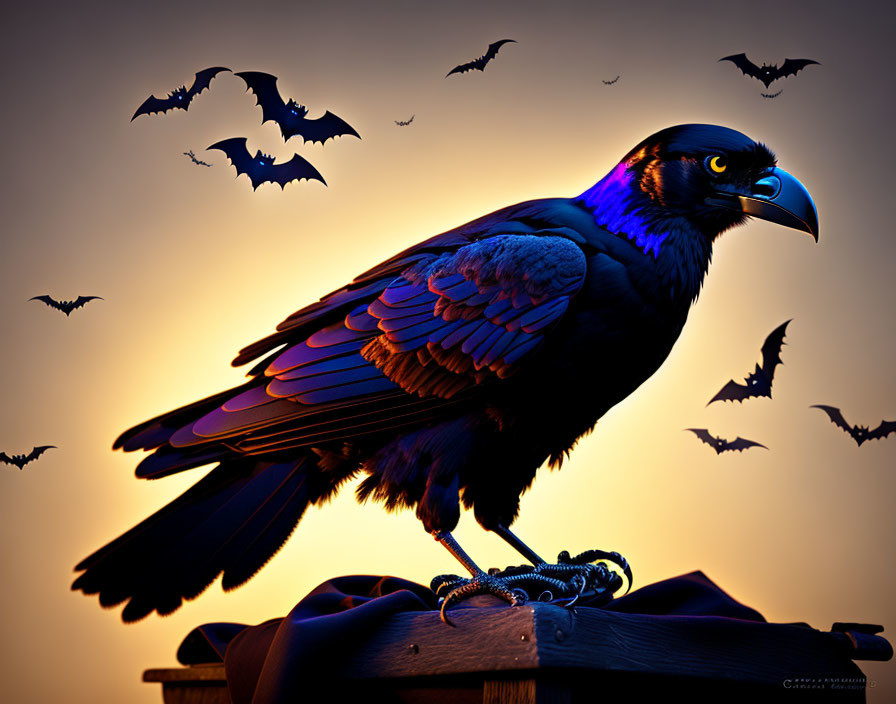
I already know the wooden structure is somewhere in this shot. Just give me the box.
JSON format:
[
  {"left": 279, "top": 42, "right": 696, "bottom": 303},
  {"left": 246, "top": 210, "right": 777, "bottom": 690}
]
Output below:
[{"left": 144, "top": 600, "right": 888, "bottom": 703}]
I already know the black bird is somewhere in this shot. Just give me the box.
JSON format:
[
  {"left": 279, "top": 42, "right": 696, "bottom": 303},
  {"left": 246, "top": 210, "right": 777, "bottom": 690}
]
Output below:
[{"left": 72, "top": 124, "right": 818, "bottom": 622}]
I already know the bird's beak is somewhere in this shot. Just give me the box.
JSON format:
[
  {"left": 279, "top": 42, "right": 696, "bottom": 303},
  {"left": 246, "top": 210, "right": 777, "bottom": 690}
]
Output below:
[{"left": 706, "top": 167, "right": 819, "bottom": 240}]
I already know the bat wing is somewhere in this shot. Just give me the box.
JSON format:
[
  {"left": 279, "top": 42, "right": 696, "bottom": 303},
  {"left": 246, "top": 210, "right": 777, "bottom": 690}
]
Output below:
[
  {"left": 293, "top": 111, "right": 360, "bottom": 145},
  {"left": 131, "top": 94, "right": 179, "bottom": 120},
  {"left": 482, "top": 38, "right": 516, "bottom": 63},
  {"left": 186, "top": 66, "right": 230, "bottom": 99},
  {"left": 30, "top": 295, "right": 59, "bottom": 310},
  {"left": 720, "top": 53, "right": 763, "bottom": 80},
  {"left": 208, "top": 138, "right": 259, "bottom": 188},
  {"left": 0, "top": 452, "right": 16, "bottom": 468},
  {"left": 777, "top": 58, "right": 819, "bottom": 79},
  {"left": 708, "top": 379, "right": 752, "bottom": 405},
  {"left": 727, "top": 437, "right": 768, "bottom": 453},
  {"left": 235, "top": 71, "right": 287, "bottom": 126},
  {"left": 447, "top": 39, "right": 516, "bottom": 77},
  {"left": 867, "top": 420, "right": 896, "bottom": 442},
  {"left": 811, "top": 404, "right": 855, "bottom": 437},
  {"left": 270, "top": 154, "right": 327, "bottom": 189},
  {"left": 686, "top": 428, "right": 720, "bottom": 447},
  {"left": 759, "top": 319, "right": 790, "bottom": 384},
  {"left": 72, "top": 295, "right": 103, "bottom": 311},
  {"left": 27, "top": 446, "right": 56, "bottom": 462}
]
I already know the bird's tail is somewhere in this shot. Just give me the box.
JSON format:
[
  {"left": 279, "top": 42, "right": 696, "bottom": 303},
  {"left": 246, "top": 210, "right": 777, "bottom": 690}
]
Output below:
[{"left": 72, "top": 455, "right": 315, "bottom": 622}]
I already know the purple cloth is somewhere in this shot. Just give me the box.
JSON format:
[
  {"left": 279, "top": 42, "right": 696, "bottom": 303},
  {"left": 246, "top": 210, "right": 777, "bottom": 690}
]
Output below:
[{"left": 176, "top": 571, "right": 767, "bottom": 703}]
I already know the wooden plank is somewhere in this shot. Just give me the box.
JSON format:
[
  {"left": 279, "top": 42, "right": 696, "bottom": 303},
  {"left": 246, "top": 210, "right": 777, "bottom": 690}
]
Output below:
[
  {"left": 483, "top": 678, "right": 572, "bottom": 704},
  {"left": 144, "top": 601, "right": 872, "bottom": 702},
  {"left": 328, "top": 599, "right": 540, "bottom": 679},
  {"left": 159, "top": 683, "right": 229, "bottom": 704},
  {"left": 144, "top": 665, "right": 226, "bottom": 683},
  {"left": 532, "top": 604, "right": 866, "bottom": 686}
]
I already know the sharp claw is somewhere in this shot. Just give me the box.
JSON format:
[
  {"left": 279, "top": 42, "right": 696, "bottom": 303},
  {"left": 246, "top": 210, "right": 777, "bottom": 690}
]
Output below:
[{"left": 432, "top": 546, "right": 631, "bottom": 623}]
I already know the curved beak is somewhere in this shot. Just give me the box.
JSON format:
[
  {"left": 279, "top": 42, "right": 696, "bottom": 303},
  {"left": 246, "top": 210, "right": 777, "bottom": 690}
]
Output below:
[{"left": 706, "top": 167, "right": 819, "bottom": 241}]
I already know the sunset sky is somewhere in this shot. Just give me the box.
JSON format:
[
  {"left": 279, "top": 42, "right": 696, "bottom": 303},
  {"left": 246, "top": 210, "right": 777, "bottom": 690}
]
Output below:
[{"left": 1, "top": 1, "right": 894, "bottom": 702}]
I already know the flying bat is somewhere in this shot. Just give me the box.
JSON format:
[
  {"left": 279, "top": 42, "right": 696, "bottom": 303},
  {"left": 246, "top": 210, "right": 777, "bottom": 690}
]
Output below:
[
  {"left": 719, "top": 54, "right": 819, "bottom": 88},
  {"left": 686, "top": 429, "right": 767, "bottom": 455},
  {"left": 395, "top": 115, "right": 415, "bottom": 126},
  {"left": 811, "top": 406, "right": 896, "bottom": 447},
  {"left": 602, "top": 76, "right": 620, "bottom": 85},
  {"left": 131, "top": 67, "right": 230, "bottom": 120},
  {"left": 761, "top": 89, "right": 783, "bottom": 99},
  {"left": 207, "top": 138, "right": 326, "bottom": 191},
  {"left": 184, "top": 150, "right": 212, "bottom": 167},
  {"left": 446, "top": 39, "right": 516, "bottom": 77},
  {"left": 235, "top": 71, "right": 360, "bottom": 145},
  {"left": 708, "top": 320, "right": 790, "bottom": 404},
  {"left": 30, "top": 295, "right": 103, "bottom": 316},
  {"left": 1, "top": 446, "right": 56, "bottom": 470}
]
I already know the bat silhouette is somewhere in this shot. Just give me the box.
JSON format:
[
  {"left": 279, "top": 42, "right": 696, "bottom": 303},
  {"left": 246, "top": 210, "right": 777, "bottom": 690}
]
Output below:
[
  {"left": 395, "top": 115, "right": 415, "bottom": 126},
  {"left": 709, "top": 320, "right": 790, "bottom": 404},
  {"left": 686, "top": 429, "right": 767, "bottom": 455},
  {"left": 184, "top": 150, "right": 212, "bottom": 167},
  {"left": 446, "top": 39, "right": 516, "bottom": 77},
  {"left": 131, "top": 67, "right": 230, "bottom": 120},
  {"left": 235, "top": 71, "right": 360, "bottom": 145},
  {"left": 811, "top": 406, "right": 896, "bottom": 447},
  {"left": 761, "top": 89, "right": 783, "bottom": 99},
  {"left": 1, "top": 446, "right": 56, "bottom": 470},
  {"left": 30, "top": 295, "right": 103, "bottom": 316},
  {"left": 720, "top": 54, "right": 819, "bottom": 88},
  {"left": 602, "top": 76, "right": 620, "bottom": 85},
  {"left": 207, "top": 138, "right": 326, "bottom": 191}
]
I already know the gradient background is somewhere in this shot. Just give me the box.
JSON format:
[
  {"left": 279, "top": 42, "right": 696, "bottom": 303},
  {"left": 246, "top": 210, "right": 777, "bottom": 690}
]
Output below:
[{"left": 1, "top": 1, "right": 893, "bottom": 701}]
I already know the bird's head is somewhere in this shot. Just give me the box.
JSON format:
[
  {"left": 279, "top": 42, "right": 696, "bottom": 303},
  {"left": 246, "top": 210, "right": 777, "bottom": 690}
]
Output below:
[{"left": 578, "top": 124, "right": 818, "bottom": 258}]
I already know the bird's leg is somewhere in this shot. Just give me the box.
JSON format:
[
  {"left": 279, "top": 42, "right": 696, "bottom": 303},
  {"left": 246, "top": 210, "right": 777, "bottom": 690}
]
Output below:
[
  {"left": 430, "top": 531, "right": 528, "bottom": 625},
  {"left": 430, "top": 528, "right": 632, "bottom": 624},
  {"left": 491, "top": 524, "right": 545, "bottom": 565}
]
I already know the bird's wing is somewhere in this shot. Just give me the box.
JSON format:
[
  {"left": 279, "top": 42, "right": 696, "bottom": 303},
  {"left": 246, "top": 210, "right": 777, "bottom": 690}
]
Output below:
[
  {"left": 361, "top": 234, "right": 586, "bottom": 394},
  {"left": 117, "top": 214, "right": 587, "bottom": 468}
]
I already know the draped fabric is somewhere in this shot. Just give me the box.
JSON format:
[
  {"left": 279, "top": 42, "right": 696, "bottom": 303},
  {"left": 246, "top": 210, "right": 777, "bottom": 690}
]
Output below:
[{"left": 176, "top": 571, "right": 768, "bottom": 704}]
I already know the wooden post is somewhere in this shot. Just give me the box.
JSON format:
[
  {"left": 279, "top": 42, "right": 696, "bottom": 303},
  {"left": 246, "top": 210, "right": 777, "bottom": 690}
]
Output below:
[{"left": 144, "top": 602, "right": 885, "bottom": 703}]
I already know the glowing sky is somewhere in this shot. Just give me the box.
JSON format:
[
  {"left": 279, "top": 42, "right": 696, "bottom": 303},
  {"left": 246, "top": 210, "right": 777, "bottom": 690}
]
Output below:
[{"left": 1, "top": 1, "right": 894, "bottom": 702}]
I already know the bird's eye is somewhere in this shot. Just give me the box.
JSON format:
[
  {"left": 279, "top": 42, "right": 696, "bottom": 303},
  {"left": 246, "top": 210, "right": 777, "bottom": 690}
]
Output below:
[{"left": 706, "top": 156, "right": 727, "bottom": 174}]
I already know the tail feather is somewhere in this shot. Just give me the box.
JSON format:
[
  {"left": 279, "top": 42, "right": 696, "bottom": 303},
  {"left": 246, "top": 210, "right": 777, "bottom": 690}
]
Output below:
[
  {"left": 221, "top": 472, "right": 314, "bottom": 590},
  {"left": 72, "top": 456, "right": 314, "bottom": 621}
]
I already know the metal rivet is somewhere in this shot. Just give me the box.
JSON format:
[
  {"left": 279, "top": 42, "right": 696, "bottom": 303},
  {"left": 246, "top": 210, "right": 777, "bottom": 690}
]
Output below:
[
  {"left": 407, "top": 644, "right": 419, "bottom": 654},
  {"left": 555, "top": 629, "right": 566, "bottom": 642},
  {"left": 520, "top": 633, "right": 529, "bottom": 641}
]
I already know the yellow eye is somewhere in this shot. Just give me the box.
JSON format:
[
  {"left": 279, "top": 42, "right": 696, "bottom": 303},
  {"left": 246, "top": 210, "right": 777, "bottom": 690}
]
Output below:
[{"left": 708, "top": 155, "right": 727, "bottom": 174}]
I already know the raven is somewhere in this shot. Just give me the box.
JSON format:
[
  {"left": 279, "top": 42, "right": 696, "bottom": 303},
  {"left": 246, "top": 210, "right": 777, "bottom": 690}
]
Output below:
[{"left": 73, "top": 124, "right": 818, "bottom": 622}]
